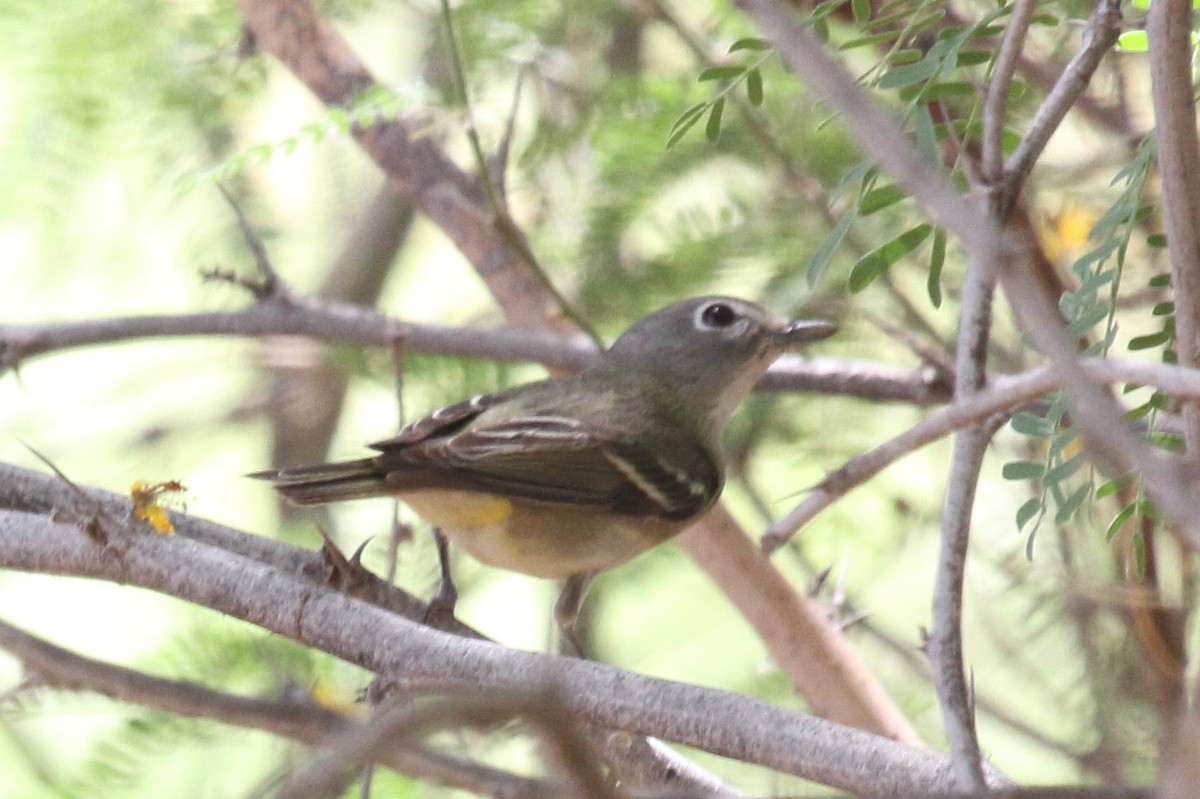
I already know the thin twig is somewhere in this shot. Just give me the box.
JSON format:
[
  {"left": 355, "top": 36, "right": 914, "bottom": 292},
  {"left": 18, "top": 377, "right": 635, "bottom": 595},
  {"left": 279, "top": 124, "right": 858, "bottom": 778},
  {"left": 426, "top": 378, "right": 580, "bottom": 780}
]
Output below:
[
  {"left": 982, "top": 0, "right": 1038, "bottom": 182},
  {"left": 217, "top": 183, "right": 289, "bottom": 300},
  {"left": 0, "top": 617, "right": 565, "bottom": 799},
  {"left": 764, "top": 357, "right": 1200, "bottom": 546},
  {"left": 277, "top": 690, "right": 618, "bottom": 799},
  {"left": 999, "top": 0, "right": 1123, "bottom": 216},
  {"left": 930, "top": 246, "right": 997, "bottom": 790}
]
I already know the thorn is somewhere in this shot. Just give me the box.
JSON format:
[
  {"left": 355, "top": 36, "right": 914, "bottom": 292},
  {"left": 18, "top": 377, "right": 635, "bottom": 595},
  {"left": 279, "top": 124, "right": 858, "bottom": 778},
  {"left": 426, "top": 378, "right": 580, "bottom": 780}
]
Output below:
[
  {"left": 22, "top": 442, "right": 119, "bottom": 549},
  {"left": 350, "top": 537, "right": 373, "bottom": 566},
  {"left": 808, "top": 564, "right": 833, "bottom": 596},
  {"left": 317, "top": 528, "right": 370, "bottom": 591}
]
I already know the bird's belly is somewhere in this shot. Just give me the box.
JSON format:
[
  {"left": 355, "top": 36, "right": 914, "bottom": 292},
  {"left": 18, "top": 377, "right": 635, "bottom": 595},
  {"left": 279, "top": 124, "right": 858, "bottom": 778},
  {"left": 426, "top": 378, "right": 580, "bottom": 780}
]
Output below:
[{"left": 399, "top": 489, "right": 681, "bottom": 579}]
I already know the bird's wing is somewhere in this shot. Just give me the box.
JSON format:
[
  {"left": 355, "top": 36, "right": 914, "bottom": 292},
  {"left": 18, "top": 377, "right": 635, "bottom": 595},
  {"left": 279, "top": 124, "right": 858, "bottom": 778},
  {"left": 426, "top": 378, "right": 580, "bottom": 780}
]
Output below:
[
  {"left": 369, "top": 390, "right": 515, "bottom": 449},
  {"left": 377, "top": 414, "right": 720, "bottom": 520}
]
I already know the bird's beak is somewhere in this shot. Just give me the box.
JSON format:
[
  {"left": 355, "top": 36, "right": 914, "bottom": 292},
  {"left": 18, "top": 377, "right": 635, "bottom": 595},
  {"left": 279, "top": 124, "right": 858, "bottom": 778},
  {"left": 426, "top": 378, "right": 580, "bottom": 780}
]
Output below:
[{"left": 772, "top": 319, "right": 838, "bottom": 348}]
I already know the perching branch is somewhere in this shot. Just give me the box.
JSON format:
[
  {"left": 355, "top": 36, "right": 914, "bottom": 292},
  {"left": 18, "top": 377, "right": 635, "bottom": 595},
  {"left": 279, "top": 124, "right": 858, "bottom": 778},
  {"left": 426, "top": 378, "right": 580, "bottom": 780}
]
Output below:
[{"left": 0, "top": 495, "right": 1009, "bottom": 796}]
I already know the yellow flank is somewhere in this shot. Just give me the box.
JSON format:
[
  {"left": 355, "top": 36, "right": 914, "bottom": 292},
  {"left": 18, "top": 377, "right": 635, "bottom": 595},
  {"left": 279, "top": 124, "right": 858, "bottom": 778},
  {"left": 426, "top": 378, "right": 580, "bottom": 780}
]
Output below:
[{"left": 401, "top": 491, "right": 513, "bottom": 531}]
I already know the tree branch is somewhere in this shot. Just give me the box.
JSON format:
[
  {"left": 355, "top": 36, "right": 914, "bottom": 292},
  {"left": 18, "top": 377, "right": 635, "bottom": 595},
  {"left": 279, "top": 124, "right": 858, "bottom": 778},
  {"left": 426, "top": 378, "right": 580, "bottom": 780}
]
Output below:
[
  {"left": 235, "top": 0, "right": 568, "bottom": 332},
  {"left": 0, "top": 492, "right": 1008, "bottom": 795},
  {"left": 0, "top": 300, "right": 946, "bottom": 405},
  {"left": 982, "top": 0, "right": 1038, "bottom": 183},
  {"left": 0, "top": 617, "right": 575, "bottom": 799},
  {"left": 765, "top": 358, "right": 1200, "bottom": 548},
  {"left": 999, "top": 0, "right": 1123, "bottom": 216},
  {"left": 1148, "top": 0, "right": 1200, "bottom": 454}
]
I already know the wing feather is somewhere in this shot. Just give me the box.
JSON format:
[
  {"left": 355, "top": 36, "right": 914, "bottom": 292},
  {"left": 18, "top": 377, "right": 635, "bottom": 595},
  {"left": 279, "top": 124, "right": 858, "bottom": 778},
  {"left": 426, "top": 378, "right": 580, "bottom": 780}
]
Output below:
[{"left": 377, "top": 412, "right": 719, "bottom": 520}]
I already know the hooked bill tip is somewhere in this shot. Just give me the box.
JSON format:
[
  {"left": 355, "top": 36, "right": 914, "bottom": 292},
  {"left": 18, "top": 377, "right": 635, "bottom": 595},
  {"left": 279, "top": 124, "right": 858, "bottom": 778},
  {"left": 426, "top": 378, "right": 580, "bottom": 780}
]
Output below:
[{"left": 774, "top": 319, "right": 838, "bottom": 346}]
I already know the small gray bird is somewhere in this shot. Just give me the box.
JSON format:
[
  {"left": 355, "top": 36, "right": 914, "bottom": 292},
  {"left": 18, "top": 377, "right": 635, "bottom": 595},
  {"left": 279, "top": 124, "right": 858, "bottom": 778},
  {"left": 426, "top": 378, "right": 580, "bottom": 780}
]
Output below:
[{"left": 256, "top": 296, "right": 835, "bottom": 652}]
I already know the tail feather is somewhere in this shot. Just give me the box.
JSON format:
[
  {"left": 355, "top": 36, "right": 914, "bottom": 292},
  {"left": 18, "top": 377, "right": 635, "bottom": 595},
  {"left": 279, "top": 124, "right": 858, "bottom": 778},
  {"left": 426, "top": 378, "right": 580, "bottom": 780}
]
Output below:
[{"left": 250, "top": 458, "right": 388, "bottom": 506}]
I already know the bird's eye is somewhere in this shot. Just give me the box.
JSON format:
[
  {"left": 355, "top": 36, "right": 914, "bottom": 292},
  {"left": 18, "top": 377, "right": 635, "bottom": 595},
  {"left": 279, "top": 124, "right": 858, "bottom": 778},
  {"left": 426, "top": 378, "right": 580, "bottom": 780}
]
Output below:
[{"left": 700, "top": 302, "right": 738, "bottom": 328}]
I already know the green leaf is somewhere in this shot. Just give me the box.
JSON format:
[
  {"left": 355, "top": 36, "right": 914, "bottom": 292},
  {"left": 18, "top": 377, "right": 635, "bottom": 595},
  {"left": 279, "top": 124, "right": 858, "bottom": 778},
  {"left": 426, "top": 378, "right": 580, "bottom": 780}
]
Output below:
[
  {"left": 927, "top": 227, "right": 946, "bottom": 307},
  {"left": 858, "top": 185, "right": 906, "bottom": 215},
  {"left": 848, "top": 225, "right": 932, "bottom": 292},
  {"left": 831, "top": 161, "right": 875, "bottom": 202},
  {"left": 851, "top": 0, "right": 871, "bottom": 21},
  {"left": 904, "top": 81, "right": 974, "bottom": 102},
  {"left": 878, "top": 57, "right": 939, "bottom": 89},
  {"left": 1152, "top": 301, "right": 1175, "bottom": 316},
  {"left": 1011, "top": 412, "right": 1052, "bottom": 437},
  {"left": 705, "top": 98, "right": 725, "bottom": 142},
  {"left": 808, "top": 206, "right": 859, "bottom": 287},
  {"left": 698, "top": 66, "right": 744, "bottom": 82},
  {"left": 1045, "top": 453, "right": 1085, "bottom": 484},
  {"left": 1067, "top": 304, "right": 1110, "bottom": 337},
  {"left": 1150, "top": 431, "right": 1185, "bottom": 452},
  {"left": 1095, "top": 475, "right": 1133, "bottom": 499},
  {"left": 914, "top": 103, "right": 938, "bottom": 164},
  {"left": 1129, "top": 331, "right": 1170, "bottom": 350},
  {"left": 1117, "top": 31, "right": 1148, "bottom": 52},
  {"left": 746, "top": 68, "right": 764, "bottom": 107},
  {"left": 728, "top": 37, "right": 771, "bottom": 52},
  {"left": 1147, "top": 233, "right": 1167, "bottom": 248},
  {"left": 666, "top": 103, "right": 707, "bottom": 148},
  {"left": 1003, "top": 461, "right": 1046, "bottom": 480},
  {"left": 1149, "top": 273, "right": 1171, "bottom": 288},
  {"left": 839, "top": 31, "right": 900, "bottom": 51},
  {"left": 1106, "top": 503, "right": 1136, "bottom": 541},
  {"left": 1055, "top": 484, "right": 1090, "bottom": 524},
  {"left": 1016, "top": 497, "right": 1043, "bottom": 531},
  {"left": 954, "top": 50, "right": 992, "bottom": 67}
]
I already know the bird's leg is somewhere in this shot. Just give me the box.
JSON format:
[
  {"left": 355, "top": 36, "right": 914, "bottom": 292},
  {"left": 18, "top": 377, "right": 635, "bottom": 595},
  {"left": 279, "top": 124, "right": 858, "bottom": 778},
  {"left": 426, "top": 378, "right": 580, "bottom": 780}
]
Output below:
[
  {"left": 422, "top": 527, "right": 459, "bottom": 626},
  {"left": 554, "top": 572, "right": 595, "bottom": 658}
]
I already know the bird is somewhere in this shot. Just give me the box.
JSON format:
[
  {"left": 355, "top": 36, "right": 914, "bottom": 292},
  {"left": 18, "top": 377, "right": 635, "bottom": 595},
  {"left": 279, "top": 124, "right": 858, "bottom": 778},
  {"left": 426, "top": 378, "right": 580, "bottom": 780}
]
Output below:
[{"left": 254, "top": 296, "right": 836, "bottom": 654}]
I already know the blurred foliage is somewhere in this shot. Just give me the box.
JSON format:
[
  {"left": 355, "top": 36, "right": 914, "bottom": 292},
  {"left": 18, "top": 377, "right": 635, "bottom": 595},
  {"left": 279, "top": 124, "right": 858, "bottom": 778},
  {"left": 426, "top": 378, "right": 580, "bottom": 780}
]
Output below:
[{"left": 0, "top": 0, "right": 1189, "bottom": 795}]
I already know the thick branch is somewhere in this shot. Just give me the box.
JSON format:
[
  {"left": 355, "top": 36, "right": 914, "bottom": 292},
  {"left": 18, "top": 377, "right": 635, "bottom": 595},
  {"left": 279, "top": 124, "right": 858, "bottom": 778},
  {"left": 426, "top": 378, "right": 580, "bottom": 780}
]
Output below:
[
  {"left": 1148, "top": 0, "right": 1200, "bottom": 453},
  {"left": 739, "top": 0, "right": 998, "bottom": 256},
  {"left": 0, "top": 495, "right": 1006, "bottom": 796},
  {"left": 236, "top": 0, "right": 561, "bottom": 331}
]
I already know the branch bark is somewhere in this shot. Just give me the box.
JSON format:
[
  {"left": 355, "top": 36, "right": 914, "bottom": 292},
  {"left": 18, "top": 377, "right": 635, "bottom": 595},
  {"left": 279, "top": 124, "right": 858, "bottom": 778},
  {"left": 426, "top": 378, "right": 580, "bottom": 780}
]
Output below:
[
  {"left": 0, "top": 495, "right": 1008, "bottom": 796},
  {"left": 1148, "top": 0, "right": 1200, "bottom": 454},
  {"left": 0, "top": 300, "right": 946, "bottom": 405}
]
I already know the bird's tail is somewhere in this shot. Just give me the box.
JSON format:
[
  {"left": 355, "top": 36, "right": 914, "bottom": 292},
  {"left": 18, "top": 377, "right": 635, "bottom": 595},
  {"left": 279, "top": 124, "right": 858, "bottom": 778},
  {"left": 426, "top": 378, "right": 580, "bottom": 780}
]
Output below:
[{"left": 250, "top": 458, "right": 388, "bottom": 506}]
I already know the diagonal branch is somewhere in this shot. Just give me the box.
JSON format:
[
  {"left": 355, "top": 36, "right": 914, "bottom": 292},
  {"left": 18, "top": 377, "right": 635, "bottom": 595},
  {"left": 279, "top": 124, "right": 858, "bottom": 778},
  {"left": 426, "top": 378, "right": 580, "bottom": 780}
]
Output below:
[
  {"left": 765, "top": 358, "right": 1200, "bottom": 547},
  {"left": 998, "top": 0, "right": 1123, "bottom": 216},
  {"left": 235, "top": 0, "right": 566, "bottom": 331}
]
